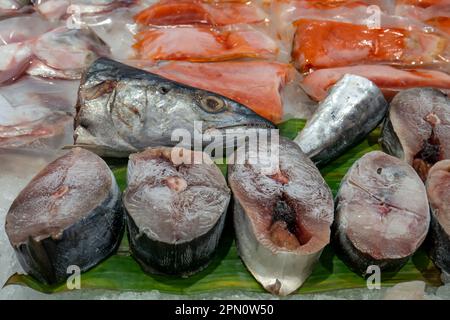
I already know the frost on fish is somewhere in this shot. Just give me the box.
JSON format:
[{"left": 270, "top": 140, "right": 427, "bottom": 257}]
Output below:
[
  {"left": 334, "top": 151, "right": 430, "bottom": 275},
  {"left": 5, "top": 147, "right": 124, "bottom": 284},
  {"left": 381, "top": 88, "right": 450, "bottom": 181},
  {"left": 133, "top": 25, "right": 279, "bottom": 62},
  {"left": 123, "top": 147, "right": 230, "bottom": 276},
  {"left": 74, "top": 58, "right": 274, "bottom": 157},
  {"left": 134, "top": 0, "right": 267, "bottom": 26},
  {"left": 228, "top": 137, "right": 334, "bottom": 296},
  {"left": 425, "top": 160, "right": 450, "bottom": 280},
  {"left": 300, "top": 65, "right": 450, "bottom": 102},
  {"left": 294, "top": 74, "right": 388, "bottom": 166}
]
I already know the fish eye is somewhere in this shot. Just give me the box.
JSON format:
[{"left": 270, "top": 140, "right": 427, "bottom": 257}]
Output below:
[
  {"left": 200, "top": 96, "right": 226, "bottom": 113},
  {"left": 158, "top": 85, "right": 170, "bottom": 95}
]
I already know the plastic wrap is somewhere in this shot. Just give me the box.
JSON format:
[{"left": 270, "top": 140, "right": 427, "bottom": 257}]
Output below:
[
  {"left": 0, "top": 76, "right": 78, "bottom": 150},
  {"left": 133, "top": 24, "right": 286, "bottom": 62},
  {"left": 32, "top": 0, "right": 138, "bottom": 20},
  {"left": 292, "top": 19, "right": 449, "bottom": 73},
  {"left": 0, "top": 0, "right": 33, "bottom": 17},
  {"left": 395, "top": 0, "right": 450, "bottom": 34},
  {"left": 301, "top": 65, "right": 450, "bottom": 101},
  {"left": 0, "top": 23, "right": 110, "bottom": 85},
  {"left": 134, "top": 0, "right": 268, "bottom": 26}
]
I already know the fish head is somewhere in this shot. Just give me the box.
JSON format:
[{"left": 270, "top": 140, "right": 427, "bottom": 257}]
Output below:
[{"left": 75, "top": 58, "right": 275, "bottom": 156}]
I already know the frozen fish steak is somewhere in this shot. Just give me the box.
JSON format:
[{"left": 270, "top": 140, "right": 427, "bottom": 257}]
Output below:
[
  {"left": 334, "top": 151, "right": 430, "bottom": 275},
  {"left": 5, "top": 147, "right": 124, "bottom": 284},
  {"left": 426, "top": 160, "right": 450, "bottom": 281},
  {"left": 381, "top": 88, "right": 450, "bottom": 181},
  {"left": 228, "top": 138, "right": 334, "bottom": 296},
  {"left": 123, "top": 147, "right": 230, "bottom": 276}
]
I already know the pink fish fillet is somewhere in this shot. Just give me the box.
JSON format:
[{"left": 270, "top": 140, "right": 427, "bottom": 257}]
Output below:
[{"left": 301, "top": 65, "right": 450, "bottom": 101}]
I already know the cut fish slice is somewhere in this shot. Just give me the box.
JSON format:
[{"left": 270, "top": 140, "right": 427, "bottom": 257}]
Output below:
[
  {"left": 123, "top": 147, "right": 230, "bottom": 276},
  {"left": 133, "top": 26, "right": 278, "bottom": 62},
  {"left": 0, "top": 77, "right": 76, "bottom": 150},
  {"left": 334, "top": 151, "right": 430, "bottom": 274},
  {"left": 28, "top": 26, "right": 111, "bottom": 79},
  {"left": 292, "top": 19, "right": 449, "bottom": 73},
  {"left": 134, "top": 0, "right": 267, "bottom": 26},
  {"left": 0, "top": 15, "right": 55, "bottom": 45},
  {"left": 426, "top": 160, "right": 450, "bottom": 280},
  {"left": 5, "top": 147, "right": 124, "bottom": 284},
  {"left": 0, "top": 26, "right": 110, "bottom": 84},
  {"left": 301, "top": 65, "right": 450, "bottom": 101},
  {"left": 32, "top": 0, "right": 138, "bottom": 21},
  {"left": 228, "top": 137, "right": 334, "bottom": 296},
  {"left": 381, "top": 88, "right": 450, "bottom": 181}
]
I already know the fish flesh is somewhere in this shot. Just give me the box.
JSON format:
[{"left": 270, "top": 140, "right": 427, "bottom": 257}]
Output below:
[
  {"left": 394, "top": 0, "right": 450, "bottom": 35},
  {"left": 228, "top": 137, "right": 334, "bottom": 296},
  {"left": 0, "top": 101, "right": 72, "bottom": 150},
  {"left": 291, "top": 19, "right": 449, "bottom": 73},
  {"left": 426, "top": 17, "right": 450, "bottom": 35},
  {"left": 0, "top": 15, "right": 56, "bottom": 45},
  {"left": 334, "top": 151, "right": 430, "bottom": 274},
  {"left": 426, "top": 160, "right": 450, "bottom": 282},
  {"left": 28, "top": 26, "right": 110, "bottom": 80},
  {"left": 134, "top": 0, "right": 267, "bottom": 26},
  {"left": 270, "top": 0, "right": 371, "bottom": 46},
  {"left": 123, "top": 147, "right": 230, "bottom": 276},
  {"left": 381, "top": 88, "right": 450, "bottom": 181},
  {"left": 294, "top": 74, "right": 388, "bottom": 166},
  {"left": 0, "top": 76, "right": 80, "bottom": 114},
  {"left": 144, "top": 60, "right": 294, "bottom": 123},
  {"left": 5, "top": 147, "right": 124, "bottom": 284},
  {"left": 300, "top": 65, "right": 450, "bottom": 101},
  {"left": 133, "top": 25, "right": 279, "bottom": 62},
  {"left": 0, "top": 76, "right": 78, "bottom": 150},
  {"left": 0, "top": 26, "right": 110, "bottom": 85},
  {"left": 74, "top": 58, "right": 274, "bottom": 157},
  {"left": 32, "top": 0, "right": 138, "bottom": 21}
]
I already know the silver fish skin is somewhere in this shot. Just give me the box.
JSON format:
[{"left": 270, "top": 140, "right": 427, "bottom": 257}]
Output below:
[
  {"left": 381, "top": 88, "right": 450, "bottom": 181},
  {"left": 426, "top": 160, "right": 450, "bottom": 282},
  {"left": 294, "top": 74, "right": 388, "bottom": 166},
  {"left": 74, "top": 58, "right": 275, "bottom": 157},
  {"left": 124, "top": 147, "right": 230, "bottom": 276},
  {"left": 334, "top": 151, "right": 430, "bottom": 275},
  {"left": 5, "top": 147, "right": 124, "bottom": 284},
  {"left": 229, "top": 137, "right": 334, "bottom": 296}
]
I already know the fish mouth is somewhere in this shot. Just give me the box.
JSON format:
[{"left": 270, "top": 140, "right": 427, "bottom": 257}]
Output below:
[{"left": 214, "top": 121, "right": 276, "bottom": 131}]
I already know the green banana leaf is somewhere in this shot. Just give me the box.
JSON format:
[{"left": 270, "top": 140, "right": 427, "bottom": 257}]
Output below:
[{"left": 4, "top": 119, "right": 442, "bottom": 295}]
